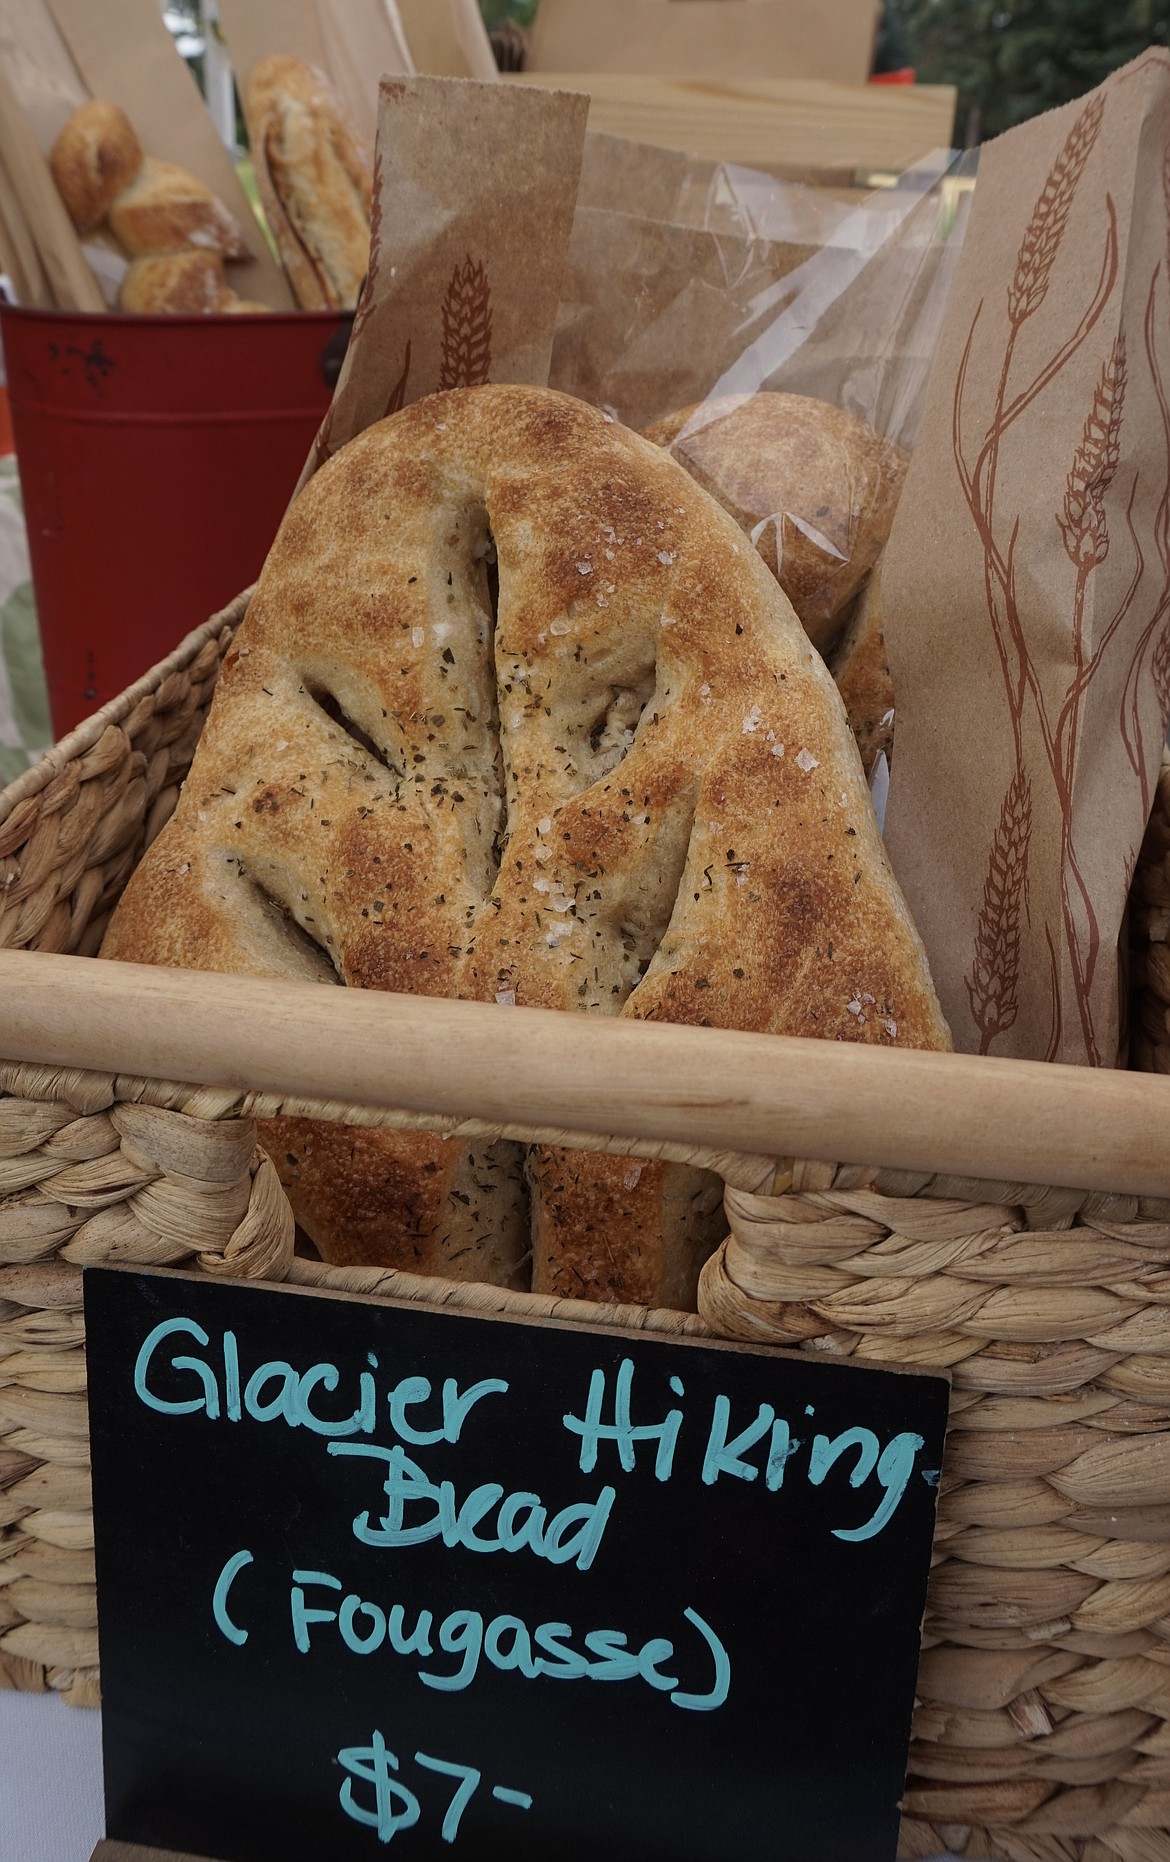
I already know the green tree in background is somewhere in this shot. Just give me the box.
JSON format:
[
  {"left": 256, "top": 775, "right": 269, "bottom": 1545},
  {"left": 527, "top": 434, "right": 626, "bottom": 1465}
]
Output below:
[
  {"left": 886, "top": 0, "right": 1169, "bottom": 141},
  {"left": 479, "top": 0, "right": 537, "bottom": 31}
]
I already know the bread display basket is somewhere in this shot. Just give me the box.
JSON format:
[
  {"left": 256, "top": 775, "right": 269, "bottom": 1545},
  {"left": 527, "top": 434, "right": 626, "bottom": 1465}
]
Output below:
[{"left": 1, "top": 592, "right": 1170, "bottom": 1862}]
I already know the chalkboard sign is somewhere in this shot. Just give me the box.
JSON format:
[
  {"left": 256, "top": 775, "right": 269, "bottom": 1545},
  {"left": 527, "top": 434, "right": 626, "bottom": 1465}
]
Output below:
[{"left": 85, "top": 1266, "right": 949, "bottom": 1862}]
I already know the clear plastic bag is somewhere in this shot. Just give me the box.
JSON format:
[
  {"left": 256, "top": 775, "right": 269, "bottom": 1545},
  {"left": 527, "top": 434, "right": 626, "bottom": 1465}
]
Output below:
[
  {"left": 550, "top": 138, "right": 975, "bottom": 801},
  {"left": 552, "top": 139, "right": 975, "bottom": 451}
]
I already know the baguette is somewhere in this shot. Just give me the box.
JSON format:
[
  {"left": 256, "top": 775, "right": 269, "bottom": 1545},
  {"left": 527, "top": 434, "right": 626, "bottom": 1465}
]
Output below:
[{"left": 244, "top": 56, "right": 372, "bottom": 312}]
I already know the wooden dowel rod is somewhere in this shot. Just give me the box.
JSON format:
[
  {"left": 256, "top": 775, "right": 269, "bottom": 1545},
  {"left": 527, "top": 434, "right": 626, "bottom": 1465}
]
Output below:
[{"left": 1, "top": 948, "right": 1168, "bottom": 1197}]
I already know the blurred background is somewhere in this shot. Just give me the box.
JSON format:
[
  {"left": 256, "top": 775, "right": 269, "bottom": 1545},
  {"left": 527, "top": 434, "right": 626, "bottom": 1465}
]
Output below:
[
  {"left": 160, "top": 0, "right": 1170, "bottom": 147},
  {"left": 876, "top": 0, "right": 1169, "bottom": 140}
]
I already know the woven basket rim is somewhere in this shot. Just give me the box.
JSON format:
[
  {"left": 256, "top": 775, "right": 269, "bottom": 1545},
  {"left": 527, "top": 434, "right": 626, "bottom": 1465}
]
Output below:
[{"left": 0, "top": 585, "right": 252, "bottom": 829}]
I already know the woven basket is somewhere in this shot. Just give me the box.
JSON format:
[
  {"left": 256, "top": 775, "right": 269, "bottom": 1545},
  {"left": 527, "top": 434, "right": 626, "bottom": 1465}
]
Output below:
[{"left": 2, "top": 596, "right": 1170, "bottom": 1862}]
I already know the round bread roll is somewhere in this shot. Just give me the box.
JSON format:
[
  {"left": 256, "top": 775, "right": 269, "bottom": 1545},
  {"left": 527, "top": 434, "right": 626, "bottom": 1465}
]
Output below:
[
  {"left": 102, "top": 385, "right": 949, "bottom": 1306},
  {"left": 644, "top": 392, "right": 908, "bottom": 653},
  {"left": 108, "top": 156, "right": 249, "bottom": 261},
  {"left": 50, "top": 100, "right": 143, "bottom": 234},
  {"left": 119, "top": 252, "right": 225, "bottom": 315}
]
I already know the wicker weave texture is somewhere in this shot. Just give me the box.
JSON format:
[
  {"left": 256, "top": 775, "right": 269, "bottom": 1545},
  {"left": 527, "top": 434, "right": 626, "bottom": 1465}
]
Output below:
[
  {"left": 702, "top": 1156, "right": 1170, "bottom": 1861},
  {"left": 0, "top": 1064, "right": 722, "bottom": 1698},
  {"left": 1, "top": 604, "right": 1169, "bottom": 1860},
  {"left": 0, "top": 600, "right": 242, "bottom": 958}
]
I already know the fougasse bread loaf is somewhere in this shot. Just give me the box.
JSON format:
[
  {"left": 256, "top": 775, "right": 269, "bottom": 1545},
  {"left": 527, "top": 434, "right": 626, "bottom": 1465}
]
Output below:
[
  {"left": 644, "top": 393, "right": 908, "bottom": 654},
  {"left": 244, "top": 56, "right": 372, "bottom": 312},
  {"left": 102, "top": 385, "right": 949, "bottom": 1306}
]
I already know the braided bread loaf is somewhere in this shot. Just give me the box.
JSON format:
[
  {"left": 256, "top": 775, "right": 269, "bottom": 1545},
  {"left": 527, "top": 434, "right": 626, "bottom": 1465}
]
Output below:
[{"left": 102, "top": 386, "right": 949, "bottom": 1304}]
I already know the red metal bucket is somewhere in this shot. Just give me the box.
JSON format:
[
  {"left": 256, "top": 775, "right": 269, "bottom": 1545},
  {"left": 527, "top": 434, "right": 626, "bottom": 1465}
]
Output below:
[{"left": 0, "top": 307, "right": 349, "bottom": 737}]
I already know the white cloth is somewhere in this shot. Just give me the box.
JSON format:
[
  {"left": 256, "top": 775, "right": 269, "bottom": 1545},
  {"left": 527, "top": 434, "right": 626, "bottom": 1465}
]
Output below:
[{"left": 0, "top": 1689, "right": 104, "bottom": 1861}]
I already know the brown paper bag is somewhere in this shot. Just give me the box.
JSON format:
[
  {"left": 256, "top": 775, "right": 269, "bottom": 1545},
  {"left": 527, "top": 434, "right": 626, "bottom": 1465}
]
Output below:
[
  {"left": 883, "top": 51, "right": 1170, "bottom": 1066},
  {"left": 0, "top": 154, "right": 53, "bottom": 307},
  {"left": 0, "top": 0, "right": 85, "bottom": 149},
  {"left": 306, "top": 75, "right": 589, "bottom": 478},
  {"left": 577, "top": 131, "right": 694, "bottom": 223},
  {"left": 527, "top": 0, "right": 878, "bottom": 86},
  {"left": 0, "top": 61, "right": 103, "bottom": 311},
  {"left": 214, "top": 0, "right": 413, "bottom": 146},
  {"left": 576, "top": 130, "right": 866, "bottom": 233},
  {"left": 0, "top": 0, "right": 103, "bottom": 308}
]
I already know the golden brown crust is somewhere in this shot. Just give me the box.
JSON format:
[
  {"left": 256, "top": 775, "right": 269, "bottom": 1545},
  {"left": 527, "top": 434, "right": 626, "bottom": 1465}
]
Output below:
[
  {"left": 49, "top": 101, "right": 143, "bottom": 234},
  {"left": 829, "top": 560, "right": 895, "bottom": 776},
  {"left": 264, "top": 1118, "right": 527, "bottom": 1279},
  {"left": 119, "top": 251, "right": 225, "bottom": 315},
  {"left": 107, "top": 156, "right": 250, "bottom": 261},
  {"left": 102, "top": 385, "right": 949, "bottom": 1302},
  {"left": 244, "top": 56, "right": 372, "bottom": 311},
  {"left": 643, "top": 392, "right": 908, "bottom": 654}
]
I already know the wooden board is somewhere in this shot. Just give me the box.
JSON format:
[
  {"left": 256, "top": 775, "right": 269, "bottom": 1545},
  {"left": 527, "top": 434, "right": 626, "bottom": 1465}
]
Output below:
[
  {"left": 528, "top": 0, "right": 879, "bottom": 87},
  {"left": 504, "top": 72, "right": 957, "bottom": 174}
]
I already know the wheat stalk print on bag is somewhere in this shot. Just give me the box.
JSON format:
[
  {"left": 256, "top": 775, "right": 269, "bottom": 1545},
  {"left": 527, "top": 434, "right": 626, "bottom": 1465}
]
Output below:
[
  {"left": 966, "top": 766, "right": 1032, "bottom": 1050},
  {"left": 100, "top": 386, "right": 950, "bottom": 1306},
  {"left": 886, "top": 52, "right": 1170, "bottom": 1066},
  {"left": 298, "top": 77, "right": 588, "bottom": 500},
  {"left": 955, "top": 95, "right": 1118, "bottom": 1062},
  {"left": 438, "top": 257, "right": 493, "bottom": 392},
  {"left": 1120, "top": 139, "right": 1170, "bottom": 817}
]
